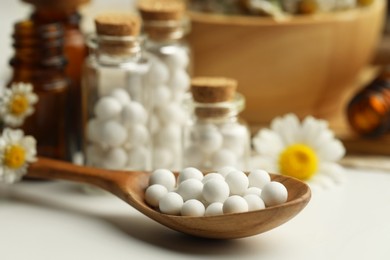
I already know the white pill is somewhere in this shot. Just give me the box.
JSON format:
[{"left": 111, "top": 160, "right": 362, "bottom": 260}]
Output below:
[
  {"left": 164, "top": 48, "right": 189, "bottom": 69},
  {"left": 178, "top": 167, "right": 203, "bottom": 183},
  {"left": 127, "top": 75, "right": 143, "bottom": 100},
  {"left": 125, "top": 124, "right": 150, "bottom": 148},
  {"left": 94, "top": 96, "right": 122, "bottom": 120},
  {"left": 223, "top": 195, "right": 249, "bottom": 214},
  {"left": 176, "top": 179, "right": 203, "bottom": 201},
  {"left": 183, "top": 145, "right": 205, "bottom": 168},
  {"left": 126, "top": 145, "right": 150, "bottom": 170},
  {"left": 147, "top": 58, "right": 169, "bottom": 86},
  {"left": 101, "top": 120, "right": 128, "bottom": 147},
  {"left": 149, "top": 169, "right": 176, "bottom": 191},
  {"left": 168, "top": 69, "right": 190, "bottom": 92},
  {"left": 202, "top": 173, "right": 224, "bottom": 184},
  {"left": 159, "top": 192, "right": 183, "bottom": 215},
  {"left": 85, "top": 144, "right": 104, "bottom": 166},
  {"left": 217, "top": 166, "right": 237, "bottom": 177},
  {"left": 225, "top": 170, "right": 249, "bottom": 195},
  {"left": 153, "top": 147, "right": 174, "bottom": 169},
  {"left": 248, "top": 169, "right": 271, "bottom": 189},
  {"left": 192, "top": 123, "right": 219, "bottom": 137},
  {"left": 152, "top": 85, "right": 171, "bottom": 107},
  {"left": 210, "top": 149, "right": 238, "bottom": 170},
  {"left": 261, "top": 181, "right": 288, "bottom": 207},
  {"left": 244, "top": 194, "right": 265, "bottom": 211},
  {"left": 202, "top": 179, "right": 230, "bottom": 203},
  {"left": 121, "top": 101, "right": 147, "bottom": 127},
  {"left": 145, "top": 184, "right": 168, "bottom": 207},
  {"left": 205, "top": 202, "right": 224, "bottom": 216},
  {"left": 220, "top": 123, "right": 249, "bottom": 157},
  {"left": 155, "top": 124, "right": 181, "bottom": 147},
  {"left": 86, "top": 118, "right": 102, "bottom": 143},
  {"left": 195, "top": 129, "right": 223, "bottom": 155},
  {"left": 181, "top": 199, "right": 205, "bottom": 217},
  {"left": 244, "top": 187, "right": 262, "bottom": 197},
  {"left": 109, "top": 88, "right": 131, "bottom": 106},
  {"left": 157, "top": 103, "right": 186, "bottom": 125},
  {"left": 102, "top": 147, "right": 128, "bottom": 169}
]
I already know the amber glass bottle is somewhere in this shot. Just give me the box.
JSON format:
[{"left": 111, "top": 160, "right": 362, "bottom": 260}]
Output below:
[
  {"left": 8, "top": 20, "right": 70, "bottom": 160},
  {"left": 347, "top": 68, "right": 390, "bottom": 137},
  {"left": 23, "top": 0, "right": 89, "bottom": 154}
]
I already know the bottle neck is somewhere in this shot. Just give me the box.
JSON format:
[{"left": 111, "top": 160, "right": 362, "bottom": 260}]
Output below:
[
  {"left": 88, "top": 34, "right": 144, "bottom": 64},
  {"left": 31, "top": 8, "right": 81, "bottom": 28},
  {"left": 143, "top": 17, "right": 190, "bottom": 42},
  {"left": 9, "top": 20, "right": 68, "bottom": 86},
  {"left": 189, "top": 93, "right": 245, "bottom": 122}
]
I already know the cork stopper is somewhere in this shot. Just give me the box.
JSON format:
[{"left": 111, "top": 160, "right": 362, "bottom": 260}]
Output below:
[
  {"left": 138, "top": 0, "right": 186, "bottom": 21},
  {"left": 191, "top": 77, "right": 238, "bottom": 119},
  {"left": 22, "top": 0, "right": 90, "bottom": 9},
  {"left": 95, "top": 13, "right": 141, "bottom": 36},
  {"left": 191, "top": 77, "right": 237, "bottom": 103}
]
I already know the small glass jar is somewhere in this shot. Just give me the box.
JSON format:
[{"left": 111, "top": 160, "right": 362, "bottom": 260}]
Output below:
[
  {"left": 183, "top": 78, "right": 251, "bottom": 171},
  {"left": 82, "top": 13, "right": 151, "bottom": 171},
  {"left": 8, "top": 20, "right": 70, "bottom": 160},
  {"left": 138, "top": 0, "right": 192, "bottom": 170}
]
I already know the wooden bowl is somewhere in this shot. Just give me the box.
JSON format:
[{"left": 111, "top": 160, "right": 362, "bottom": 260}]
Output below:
[{"left": 188, "top": 0, "right": 386, "bottom": 128}]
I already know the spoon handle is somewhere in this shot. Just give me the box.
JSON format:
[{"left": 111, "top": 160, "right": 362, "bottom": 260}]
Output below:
[{"left": 27, "top": 157, "right": 127, "bottom": 191}]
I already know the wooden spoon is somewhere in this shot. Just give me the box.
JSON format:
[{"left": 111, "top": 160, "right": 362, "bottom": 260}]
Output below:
[{"left": 27, "top": 157, "right": 311, "bottom": 239}]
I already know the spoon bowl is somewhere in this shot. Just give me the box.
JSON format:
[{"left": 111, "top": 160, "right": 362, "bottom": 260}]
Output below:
[{"left": 27, "top": 157, "right": 311, "bottom": 239}]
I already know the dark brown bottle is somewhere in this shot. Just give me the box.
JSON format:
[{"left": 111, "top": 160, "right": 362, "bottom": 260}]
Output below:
[
  {"left": 23, "top": 0, "right": 89, "bottom": 154},
  {"left": 8, "top": 20, "right": 70, "bottom": 160},
  {"left": 347, "top": 69, "right": 390, "bottom": 137}
]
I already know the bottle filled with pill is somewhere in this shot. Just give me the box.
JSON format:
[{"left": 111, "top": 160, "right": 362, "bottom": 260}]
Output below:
[
  {"left": 183, "top": 77, "right": 251, "bottom": 171},
  {"left": 82, "top": 13, "right": 151, "bottom": 171},
  {"left": 138, "top": 0, "right": 191, "bottom": 170}
]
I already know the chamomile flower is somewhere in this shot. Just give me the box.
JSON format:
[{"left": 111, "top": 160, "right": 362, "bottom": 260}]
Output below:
[
  {"left": 0, "top": 128, "right": 37, "bottom": 183},
  {"left": 252, "top": 114, "right": 346, "bottom": 187},
  {"left": 0, "top": 82, "right": 38, "bottom": 127}
]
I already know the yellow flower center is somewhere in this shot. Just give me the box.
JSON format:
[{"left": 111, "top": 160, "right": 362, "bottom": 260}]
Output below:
[
  {"left": 3, "top": 145, "right": 26, "bottom": 169},
  {"left": 279, "top": 144, "right": 318, "bottom": 180},
  {"left": 9, "top": 94, "right": 29, "bottom": 116}
]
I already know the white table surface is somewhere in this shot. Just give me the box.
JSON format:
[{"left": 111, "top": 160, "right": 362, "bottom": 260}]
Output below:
[
  {"left": 1, "top": 167, "right": 390, "bottom": 260},
  {"left": 1, "top": 1, "right": 390, "bottom": 260}
]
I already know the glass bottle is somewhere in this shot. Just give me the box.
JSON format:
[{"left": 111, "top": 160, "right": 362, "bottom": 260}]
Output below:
[
  {"left": 347, "top": 68, "right": 390, "bottom": 137},
  {"left": 8, "top": 20, "right": 70, "bottom": 160},
  {"left": 183, "top": 77, "right": 251, "bottom": 171},
  {"left": 138, "top": 0, "right": 192, "bottom": 170},
  {"left": 23, "top": 0, "right": 90, "bottom": 156},
  {"left": 82, "top": 13, "right": 151, "bottom": 171}
]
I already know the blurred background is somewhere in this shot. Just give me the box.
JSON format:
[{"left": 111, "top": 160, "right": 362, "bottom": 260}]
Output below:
[{"left": 0, "top": 0, "right": 137, "bottom": 86}]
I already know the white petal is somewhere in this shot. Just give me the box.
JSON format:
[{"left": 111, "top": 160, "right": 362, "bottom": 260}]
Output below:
[
  {"left": 301, "top": 116, "right": 328, "bottom": 145},
  {"left": 21, "top": 136, "right": 37, "bottom": 161},
  {"left": 317, "top": 139, "right": 346, "bottom": 161},
  {"left": 252, "top": 129, "right": 284, "bottom": 156},
  {"left": 271, "top": 114, "right": 301, "bottom": 145},
  {"left": 249, "top": 155, "right": 278, "bottom": 173},
  {"left": 308, "top": 129, "right": 335, "bottom": 150},
  {"left": 5, "top": 128, "right": 23, "bottom": 142},
  {"left": 28, "top": 93, "right": 38, "bottom": 104}
]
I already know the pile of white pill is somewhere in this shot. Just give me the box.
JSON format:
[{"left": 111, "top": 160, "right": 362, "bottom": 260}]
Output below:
[
  {"left": 85, "top": 87, "right": 150, "bottom": 170},
  {"left": 145, "top": 49, "right": 190, "bottom": 170},
  {"left": 145, "top": 166, "right": 288, "bottom": 216},
  {"left": 184, "top": 122, "right": 250, "bottom": 170}
]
